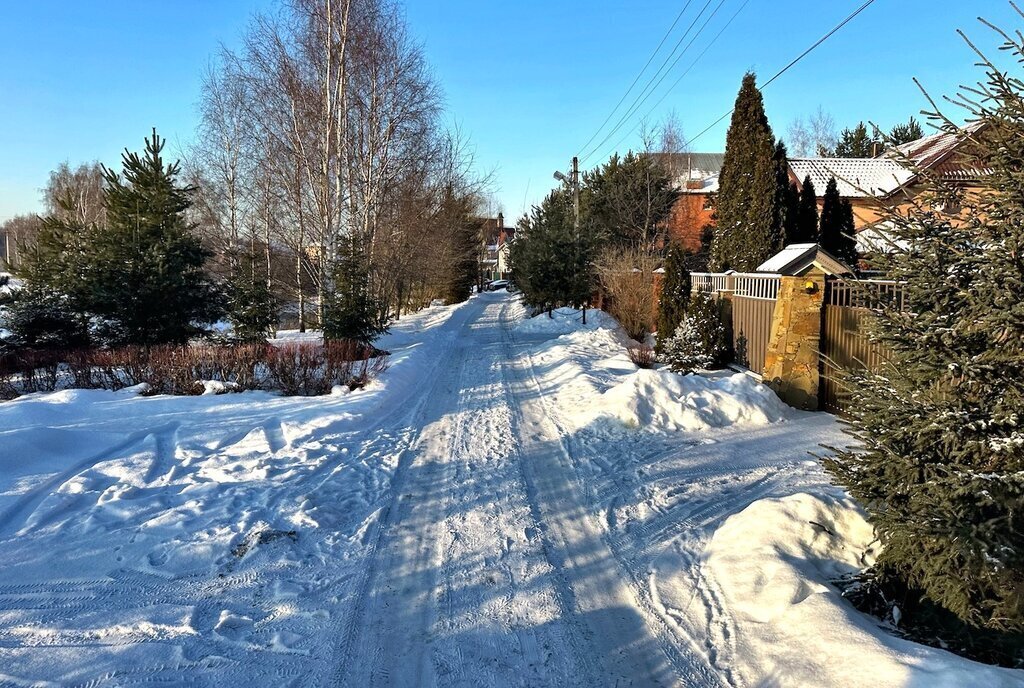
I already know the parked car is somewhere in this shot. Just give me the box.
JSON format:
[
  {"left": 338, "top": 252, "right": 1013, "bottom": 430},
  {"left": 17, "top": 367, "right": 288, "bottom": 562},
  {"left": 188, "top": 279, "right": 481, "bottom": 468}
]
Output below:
[{"left": 486, "top": 279, "right": 509, "bottom": 292}]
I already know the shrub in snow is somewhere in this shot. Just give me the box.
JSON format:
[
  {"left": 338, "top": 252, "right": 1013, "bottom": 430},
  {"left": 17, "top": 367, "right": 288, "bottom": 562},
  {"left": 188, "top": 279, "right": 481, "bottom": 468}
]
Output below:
[
  {"left": 0, "top": 286, "right": 90, "bottom": 352},
  {"left": 661, "top": 291, "right": 728, "bottom": 374},
  {"left": 263, "top": 341, "right": 388, "bottom": 396},
  {"left": 824, "top": 23, "right": 1024, "bottom": 664},
  {"left": 655, "top": 243, "right": 690, "bottom": 354},
  {"left": 626, "top": 345, "right": 655, "bottom": 369},
  {"left": 0, "top": 342, "right": 390, "bottom": 401}
]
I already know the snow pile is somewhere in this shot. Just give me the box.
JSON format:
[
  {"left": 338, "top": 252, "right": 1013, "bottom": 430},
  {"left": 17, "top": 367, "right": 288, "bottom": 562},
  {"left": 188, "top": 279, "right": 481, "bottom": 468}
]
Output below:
[
  {"left": 581, "top": 370, "right": 791, "bottom": 433},
  {"left": 705, "top": 493, "right": 1024, "bottom": 688},
  {"left": 515, "top": 306, "right": 619, "bottom": 336}
]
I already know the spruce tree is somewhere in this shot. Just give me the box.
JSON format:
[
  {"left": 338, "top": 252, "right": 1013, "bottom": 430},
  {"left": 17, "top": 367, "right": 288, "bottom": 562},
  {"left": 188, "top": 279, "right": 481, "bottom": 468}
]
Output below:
[
  {"left": 323, "top": 232, "right": 388, "bottom": 345},
  {"left": 445, "top": 214, "right": 481, "bottom": 304},
  {"left": 12, "top": 131, "right": 223, "bottom": 348},
  {"left": 794, "top": 175, "right": 820, "bottom": 244},
  {"left": 824, "top": 20, "right": 1024, "bottom": 660},
  {"left": 226, "top": 256, "right": 278, "bottom": 342},
  {"left": 1, "top": 285, "right": 90, "bottom": 351},
  {"left": 581, "top": 151, "right": 679, "bottom": 250},
  {"left": 889, "top": 116, "right": 925, "bottom": 145},
  {"left": 711, "top": 72, "right": 783, "bottom": 271},
  {"left": 661, "top": 291, "right": 729, "bottom": 373},
  {"left": 818, "top": 177, "right": 857, "bottom": 265},
  {"left": 91, "top": 130, "right": 224, "bottom": 346},
  {"left": 833, "top": 121, "right": 878, "bottom": 157},
  {"left": 508, "top": 189, "right": 595, "bottom": 314},
  {"left": 655, "top": 243, "right": 691, "bottom": 354}
]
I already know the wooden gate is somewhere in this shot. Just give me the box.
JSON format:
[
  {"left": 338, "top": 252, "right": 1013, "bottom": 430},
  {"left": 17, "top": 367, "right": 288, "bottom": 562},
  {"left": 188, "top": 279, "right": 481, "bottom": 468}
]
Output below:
[{"left": 820, "top": 279, "right": 904, "bottom": 413}]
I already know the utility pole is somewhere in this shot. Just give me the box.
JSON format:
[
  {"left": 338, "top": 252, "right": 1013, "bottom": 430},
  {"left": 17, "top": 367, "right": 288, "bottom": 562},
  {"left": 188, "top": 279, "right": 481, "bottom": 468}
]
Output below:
[
  {"left": 573, "top": 156, "right": 586, "bottom": 324},
  {"left": 571, "top": 156, "right": 580, "bottom": 233},
  {"left": 555, "top": 157, "right": 586, "bottom": 324}
]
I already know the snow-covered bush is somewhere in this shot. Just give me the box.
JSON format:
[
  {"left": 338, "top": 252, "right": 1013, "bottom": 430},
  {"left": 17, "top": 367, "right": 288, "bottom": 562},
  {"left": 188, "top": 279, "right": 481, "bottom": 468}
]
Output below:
[{"left": 661, "top": 291, "right": 729, "bottom": 374}]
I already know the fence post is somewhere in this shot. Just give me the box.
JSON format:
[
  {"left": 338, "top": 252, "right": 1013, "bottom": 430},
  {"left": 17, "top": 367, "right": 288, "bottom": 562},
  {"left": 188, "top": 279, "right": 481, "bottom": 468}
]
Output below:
[{"left": 762, "top": 273, "right": 827, "bottom": 410}]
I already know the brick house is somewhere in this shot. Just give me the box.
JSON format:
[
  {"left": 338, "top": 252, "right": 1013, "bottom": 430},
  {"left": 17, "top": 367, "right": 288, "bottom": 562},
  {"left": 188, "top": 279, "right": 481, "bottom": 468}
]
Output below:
[
  {"left": 661, "top": 126, "right": 986, "bottom": 258},
  {"left": 662, "top": 152, "right": 723, "bottom": 254},
  {"left": 787, "top": 123, "right": 988, "bottom": 251},
  {"left": 478, "top": 213, "right": 516, "bottom": 283}
]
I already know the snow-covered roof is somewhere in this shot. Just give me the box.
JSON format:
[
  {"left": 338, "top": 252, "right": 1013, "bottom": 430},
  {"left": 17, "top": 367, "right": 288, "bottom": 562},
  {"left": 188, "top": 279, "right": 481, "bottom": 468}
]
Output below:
[
  {"left": 788, "top": 158, "right": 914, "bottom": 198},
  {"left": 888, "top": 120, "right": 984, "bottom": 168},
  {"left": 756, "top": 243, "right": 853, "bottom": 276},
  {"left": 679, "top": 174, "right": 719, "bottom": 194},
  {"left": 790, "top": 122, "right": 988, "bottom": 200}
]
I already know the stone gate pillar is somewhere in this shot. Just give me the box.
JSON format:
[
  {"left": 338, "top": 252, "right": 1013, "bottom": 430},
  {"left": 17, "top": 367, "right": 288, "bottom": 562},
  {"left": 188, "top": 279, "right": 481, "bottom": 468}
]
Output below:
[{"left": 762, "top": 273, "right": 826, "bottom": 410}]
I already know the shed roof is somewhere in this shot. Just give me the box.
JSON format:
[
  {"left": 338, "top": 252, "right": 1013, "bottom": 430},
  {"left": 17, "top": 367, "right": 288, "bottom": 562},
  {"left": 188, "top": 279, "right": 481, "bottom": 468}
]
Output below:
[{"left": 756, "top": 243, "right": 854, "bottom": 276}]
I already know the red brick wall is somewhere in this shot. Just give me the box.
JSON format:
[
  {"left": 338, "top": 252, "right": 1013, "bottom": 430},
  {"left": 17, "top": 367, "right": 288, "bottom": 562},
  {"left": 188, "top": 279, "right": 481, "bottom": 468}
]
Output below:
[{"left": 667, "top": 193, "right": 713, "bottom": 252}]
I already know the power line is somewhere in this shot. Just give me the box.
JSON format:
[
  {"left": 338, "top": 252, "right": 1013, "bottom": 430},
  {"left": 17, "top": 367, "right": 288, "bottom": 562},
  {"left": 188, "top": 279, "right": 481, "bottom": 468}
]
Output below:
[
  {"left": 579, "top": 0, "right": 722, "bottom": 164},
  {"left": 593, "top": 0, "right": 750, "bottom": 164},
  {"left": 686, "top": 0, "right": 879, "bottom": 148},
  {"left": 574, "top": 0, "right": 696, "bottom": 159}
]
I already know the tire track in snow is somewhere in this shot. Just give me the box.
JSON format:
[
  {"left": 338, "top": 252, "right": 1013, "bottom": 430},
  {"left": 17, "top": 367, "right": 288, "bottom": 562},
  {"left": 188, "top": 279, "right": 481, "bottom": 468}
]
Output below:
[
  {"left": 330, "top": 298, "right": 591, "bottom": 687},
  {"left": 0, "top": 422, "right": 180, "bottom": 540},
  {"left": 499, "top": 302, "right": 717, "bottom": 687}
]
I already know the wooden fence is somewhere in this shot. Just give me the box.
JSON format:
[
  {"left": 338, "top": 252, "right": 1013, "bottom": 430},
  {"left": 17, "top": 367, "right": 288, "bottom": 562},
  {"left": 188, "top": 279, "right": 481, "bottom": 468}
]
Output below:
[{"left": 691, "top": 272, "right": 780, "bottom": 376}]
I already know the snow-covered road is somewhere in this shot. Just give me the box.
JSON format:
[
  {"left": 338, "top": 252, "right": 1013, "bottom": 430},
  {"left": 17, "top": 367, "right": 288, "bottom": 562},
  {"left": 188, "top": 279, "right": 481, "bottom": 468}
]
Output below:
[{"left": 0, "top": 292, "right": 904, "bottom": 686}]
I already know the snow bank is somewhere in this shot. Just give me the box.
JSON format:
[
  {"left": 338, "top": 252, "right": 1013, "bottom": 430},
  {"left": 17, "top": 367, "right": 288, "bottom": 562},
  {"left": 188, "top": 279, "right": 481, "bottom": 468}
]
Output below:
[
  {"left": 581, "top": 370, "right": 791, "bottom": 433},
  {"left": 705, "top": 493, "right": 1024, "bottom": 688},
  {"left": 515, "top": 306, "right": 619, "bottom": 335}
]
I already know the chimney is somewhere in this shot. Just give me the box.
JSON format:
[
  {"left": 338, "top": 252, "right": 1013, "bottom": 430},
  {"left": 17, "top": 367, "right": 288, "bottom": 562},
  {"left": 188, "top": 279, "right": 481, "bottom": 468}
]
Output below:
[{"left": 497, "top": 212, "right": 504, "bottom": 229}]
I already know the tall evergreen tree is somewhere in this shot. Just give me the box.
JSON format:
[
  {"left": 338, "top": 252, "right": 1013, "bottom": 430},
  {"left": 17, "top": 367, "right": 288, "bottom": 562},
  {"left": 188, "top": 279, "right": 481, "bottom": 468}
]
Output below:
[
  {"left": 818, "top": 177, "right": 857, "bottom": 266},
  {"left": 323, "top": 232, "right": 388, "bottom": 345},
  {"left": 508, "top": 189, "right": 595, "bottom": 314},
  {"left": 833, "top": 121, "right": 879, "bottom": 157},
  {"left": 773, "top": 141, "right": 794, "bottom": 248},
  {"left": 11, "top": 130, "right": 223, "bottom": 348},
  {"left": 889, "top": 116, "right": 925, "bottom": 145},
  {"left": 89, "top": 130, "right": 224, "bottom": 346},
  {"left": 711, "top": 72, "right": 783, "bottom": 271},
  {"left": 782, "top": 181, "right": 801, "bottom": 247},
  {"left": 581, "top": 151, "right": 679, "bottom": 250},
  {"left": 655, "top": 243, "right": 691, "bottom": 354},
  {"left": 791, "top": 175, "right": 820, "bottom": 244},
  {"left": 825, "top": 25, "right": 1024, "bottom": 655}
]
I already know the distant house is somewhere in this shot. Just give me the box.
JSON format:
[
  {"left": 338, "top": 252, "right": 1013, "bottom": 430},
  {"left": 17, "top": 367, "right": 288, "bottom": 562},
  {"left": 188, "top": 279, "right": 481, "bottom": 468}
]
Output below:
[
  {"left": 788, "top": 123, "right": 988, "bottom": 252},
  {"left": 478, "top": 213, "right": 515, "bottom": 283},
  {"left": 660, "top": 127, "right": 987, "bottom": 259},
  {"left": 662, "top": 152, "right": 723, "bottom": 253}
]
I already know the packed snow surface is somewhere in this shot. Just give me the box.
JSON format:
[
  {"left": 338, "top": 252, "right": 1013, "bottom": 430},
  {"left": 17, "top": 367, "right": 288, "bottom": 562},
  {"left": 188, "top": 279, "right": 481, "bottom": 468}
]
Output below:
[{"left": 0, "top": 292, "right": 1019, "bottom": 686}]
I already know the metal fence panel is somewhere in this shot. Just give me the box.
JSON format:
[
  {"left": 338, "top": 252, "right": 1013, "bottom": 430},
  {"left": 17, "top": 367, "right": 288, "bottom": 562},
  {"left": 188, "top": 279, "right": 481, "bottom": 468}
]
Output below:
[{"left": 820, "top": 279, "right": 902, "bottom": 413}]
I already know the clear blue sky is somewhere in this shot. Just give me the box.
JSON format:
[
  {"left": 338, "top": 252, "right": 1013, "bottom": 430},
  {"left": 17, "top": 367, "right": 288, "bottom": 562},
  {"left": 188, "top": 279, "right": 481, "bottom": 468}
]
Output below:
[{"left": 1, "top": 1, "right": 1019, "bottom": 224}]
